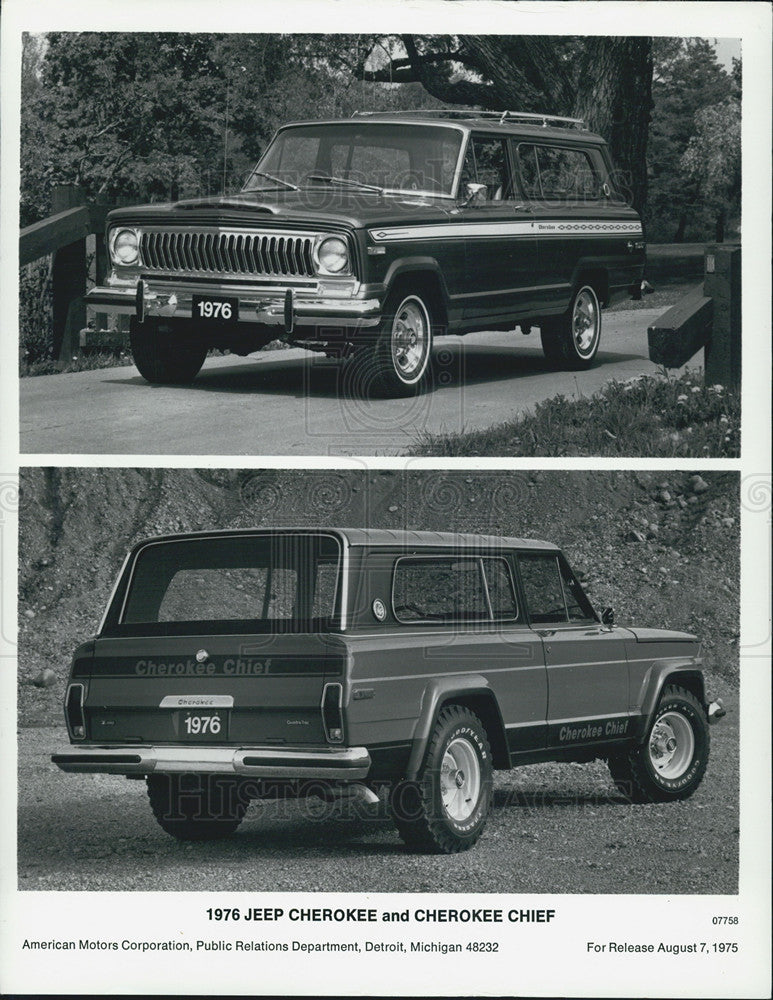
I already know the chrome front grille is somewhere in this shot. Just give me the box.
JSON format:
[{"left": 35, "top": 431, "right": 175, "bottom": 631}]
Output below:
[{"left": 139, "top": 229, "right": 316, "bottom": 278}]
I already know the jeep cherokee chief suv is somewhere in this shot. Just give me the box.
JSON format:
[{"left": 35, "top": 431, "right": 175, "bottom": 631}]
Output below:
[
  {"left": 86, "top": 110, "right": 646, "bottom": 397},
  {"left": 51, "top": 528, "right": 724, "bottom": 854}
]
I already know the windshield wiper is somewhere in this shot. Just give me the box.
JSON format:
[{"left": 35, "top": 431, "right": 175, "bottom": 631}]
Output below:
[
  {"left": 305, "top": 173, "right": 384, "bottom": 195},
  {"left": 246, "top": 171, "right": 299, "bottom": 192}
]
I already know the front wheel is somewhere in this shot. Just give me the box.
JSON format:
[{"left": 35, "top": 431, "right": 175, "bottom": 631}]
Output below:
[
  {"left": 146, "top": 773, "right": 248, "bottom": 840},
  {"left": 390, "top": 706, "right": 492, "bottom": 853},
  {"left": 349, "top": 289, "right": 433, "bottom": 398},
  {"left": 608, "top": 686, "right": 710, "bottom": 803},
  {"left": 130, "top": 318, "right": 207, "bottom": 385},
  {"left": 540, "top": 283, "right": 602, "bottom": 370}
]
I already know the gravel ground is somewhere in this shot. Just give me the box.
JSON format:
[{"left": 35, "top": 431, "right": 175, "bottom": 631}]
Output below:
[{"left": 19, "top": 703, "right": 738, "bottom": 894}]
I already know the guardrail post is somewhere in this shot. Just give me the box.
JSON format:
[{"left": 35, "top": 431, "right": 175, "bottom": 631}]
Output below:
[
  {"left": 703, "top": 245, "right": 741, "bottom": 388},
  {"left": 51, "top": 184, "right": 87, "bottom": 364}
]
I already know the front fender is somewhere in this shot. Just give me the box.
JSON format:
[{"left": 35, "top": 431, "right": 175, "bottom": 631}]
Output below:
[{"left": 635, "top": 658, "right": 706, "bottom": 739}]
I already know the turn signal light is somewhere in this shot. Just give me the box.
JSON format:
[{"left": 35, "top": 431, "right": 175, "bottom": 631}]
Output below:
[
  {"left": 65, "top": 683, "right": 86, "bottom": 740},
  {"left": 321, "top": 683, "right": 344, "bottom": 743}
]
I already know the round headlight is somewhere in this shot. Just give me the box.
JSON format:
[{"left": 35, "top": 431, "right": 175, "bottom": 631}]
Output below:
[
  {"left": 317, "top": 236, "right": 349, "bottom": 274},
  {"left": 112, "top": 228, "right": 139, "bottom": 265}
]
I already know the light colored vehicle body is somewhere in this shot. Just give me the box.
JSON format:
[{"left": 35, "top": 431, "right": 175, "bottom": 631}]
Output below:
[{"left": 53, "top": 528, "right": 723, "bottom": 853}]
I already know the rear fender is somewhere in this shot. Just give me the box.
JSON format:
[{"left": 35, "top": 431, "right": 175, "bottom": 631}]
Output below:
[{"left": 405, "top": 675, "right": 507, "bottom": 779}]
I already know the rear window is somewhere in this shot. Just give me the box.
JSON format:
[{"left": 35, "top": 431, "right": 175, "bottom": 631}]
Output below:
[
  {"left": 392, "top": 556, "right": 518, "bottom": 623},
  {"left": 118, "top": 534, "right": 340, "bottom": 633},
  {"left": 516, "top": 143, "right": 601, "bottom": 201}
]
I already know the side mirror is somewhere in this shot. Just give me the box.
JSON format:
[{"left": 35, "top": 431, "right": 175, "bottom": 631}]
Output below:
[
  {"left": 601, "top": 607, "right": 615, "bottom": 626},
  {"left": 463, "top": 182, "right": 487, "bottom": 207}
]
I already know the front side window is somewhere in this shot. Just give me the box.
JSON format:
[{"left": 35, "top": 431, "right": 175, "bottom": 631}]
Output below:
[
  {"left": 516, "top": 144, "right": 601, "bottom": 201},
  {"left": 392, "top": 556, "right": 518, "bottom": 623},
  {"left": 119, "top": 534, "right": 340, "bottom": 632},
  {"left": 459, "top": 136, "right": 513, "bottom": 201},
  {"left": 244, "top": 123, "right": 463, "bottom": 196},
  {"left": 518, "top": 552, "right": 596, "bottom": 624}
]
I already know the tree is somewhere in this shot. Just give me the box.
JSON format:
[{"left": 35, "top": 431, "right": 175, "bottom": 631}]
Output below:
[
  {"left": 681, "top": 98, "right": 741, "bottom": 242},
  {"left": 646, "top": 38, "right": 737, "bottom": 242},
  {"left": 337, "top": 35, "right": 653, "bottom": 213}
]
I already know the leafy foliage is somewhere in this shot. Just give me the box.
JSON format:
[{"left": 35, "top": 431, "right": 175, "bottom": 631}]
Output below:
[{"left": 645, "top": 39, "right": 740, "bottom": 243}]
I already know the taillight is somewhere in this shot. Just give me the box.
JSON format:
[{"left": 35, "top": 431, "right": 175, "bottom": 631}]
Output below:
[
  {"left": 65, "top": 683, "right": 86, "bottom": 740},
  {"left": 321, "top": 682, "right": 344, "bottom": 743}
]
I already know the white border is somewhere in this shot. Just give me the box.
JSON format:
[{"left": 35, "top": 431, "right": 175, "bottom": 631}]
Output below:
[{"left": 1, "top": 2, "right": 771, "bottom": 997}]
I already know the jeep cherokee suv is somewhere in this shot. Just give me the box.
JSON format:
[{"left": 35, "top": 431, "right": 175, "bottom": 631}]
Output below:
[
  {"left": 86, "top": 110, "right": 646, "bottom": 397},
  {"left": 52, "top": 528, "right": 723, "bottom": 854}
]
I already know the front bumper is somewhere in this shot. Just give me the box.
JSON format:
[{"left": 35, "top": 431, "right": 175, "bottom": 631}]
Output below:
[
  {"left": 51, "top": 744, "right": 371, "bottom": 779},
  {"left": 85, "top": 278, "right": 382, "bottom": 332}
]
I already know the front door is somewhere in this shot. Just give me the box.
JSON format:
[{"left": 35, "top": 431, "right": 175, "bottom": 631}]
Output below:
[
  {"left": 516, "top": 550, "right": 631, "bottom": 751},
  {"left": 458, "top": 133, "right": 538, "bottom": 323}
]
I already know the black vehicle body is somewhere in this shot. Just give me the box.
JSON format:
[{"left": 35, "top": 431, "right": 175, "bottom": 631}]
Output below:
[{"left": 85, "top": 111, "right": 646, "bottom": 395}]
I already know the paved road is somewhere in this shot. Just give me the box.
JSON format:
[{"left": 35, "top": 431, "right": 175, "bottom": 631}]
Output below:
[
  {"left": 19, "top": 706, "right": 737, "bottom": 893},
  {"left": 20, "top": 308, "right": 695, "bottom": 455}
]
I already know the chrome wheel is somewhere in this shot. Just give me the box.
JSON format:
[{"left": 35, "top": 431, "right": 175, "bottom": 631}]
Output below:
[
  {"left": 572, "top": 287, "right": 600, "bottom": 358},
  {"left": 648, "top": 711, "right": 695, "bottom": 780},
  {"left": 440, "top": 737, "right": 481, "bottom": 822},
  {"left": 390, "top": 295, "right": 430, "bottom": 384}
]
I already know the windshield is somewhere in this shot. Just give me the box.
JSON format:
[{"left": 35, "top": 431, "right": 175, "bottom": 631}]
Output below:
[
  {"left": 119, "top": 534, "right": 341, "bottom": 634},
  {"left": 243, "top": 123, "right": 464, "bottom": 197}
]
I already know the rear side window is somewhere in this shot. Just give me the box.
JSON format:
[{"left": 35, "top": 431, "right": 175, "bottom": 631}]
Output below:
[
  {"left": 392, "top": 556, "right": 517, "bottom": 623},
  {"left": 516, "top": 144, "right": 600, "bottom": 200},
  {"left": 517, "top": 552, "right": 595, "bottom": 624}
]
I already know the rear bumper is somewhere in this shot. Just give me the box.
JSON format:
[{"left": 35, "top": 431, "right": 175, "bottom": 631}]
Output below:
[
  {"left": 85, "top": 279, "right": 382, "bottom": 331},
  {"left": 51, "top": 744, "right": 371, "bottom": 779}
]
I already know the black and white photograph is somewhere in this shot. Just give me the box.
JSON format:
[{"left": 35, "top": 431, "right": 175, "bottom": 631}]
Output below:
[
  {"left": 17, "top": 29, "right": 741, "bottom": 458},
  {"left": 17, "top": 467, "right": 740, "bottom": 892},
  {"left": 1, "top": 1, "right": 770, "bottom": 997}
]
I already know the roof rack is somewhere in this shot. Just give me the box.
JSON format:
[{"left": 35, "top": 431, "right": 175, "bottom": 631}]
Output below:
[{"left": 352, "top": 109, "right": 586, "bottom": 129}]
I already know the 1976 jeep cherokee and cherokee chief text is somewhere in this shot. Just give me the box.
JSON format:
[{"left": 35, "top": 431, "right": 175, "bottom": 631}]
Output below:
[
  {"left": 86, "top": 109, "right": 646, "bottom": 397},
  {"left": 52, "top": 528, "right": 724, "bottom": 854}
]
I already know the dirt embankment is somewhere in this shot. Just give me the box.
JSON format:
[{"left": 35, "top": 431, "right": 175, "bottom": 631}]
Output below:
[{"left": 18, "top": 468, "right": 739, "bottom": 726}]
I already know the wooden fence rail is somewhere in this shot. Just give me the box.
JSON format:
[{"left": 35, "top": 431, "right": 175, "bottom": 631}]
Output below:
[
  {"left": 20, "top": 185, "right": 120, "bottom": 364},
  {"left": 647, "top": 245, "right": 741, "bottom": 388}
]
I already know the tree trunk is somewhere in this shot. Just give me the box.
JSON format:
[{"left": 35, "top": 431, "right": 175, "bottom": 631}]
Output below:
[
  {"left": 674, "top": 213, "right": 687, "bottom": 243},
  {"left": 572, "top": 38, "right": 653, "bottom": 215},
  {"left": 715, "top": 208, "right": 726, "bottom": 243}
]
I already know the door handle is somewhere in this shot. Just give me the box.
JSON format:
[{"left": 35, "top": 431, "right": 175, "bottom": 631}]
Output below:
[{"left": 536, "top": 629, "right": 557, "bottom": 637}]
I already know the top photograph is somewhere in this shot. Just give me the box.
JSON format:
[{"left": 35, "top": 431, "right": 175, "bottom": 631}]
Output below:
[{"left": 18, "top": 33, "right": 741, "bottom": 457}]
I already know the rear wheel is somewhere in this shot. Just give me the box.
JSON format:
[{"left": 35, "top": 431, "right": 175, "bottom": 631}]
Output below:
[
  {"left": 146, "top": 773, "right": 247, "bottom": 840},
  {"left": 608, "top": 686, "right": 710, "bottom": 803},
  {"left": 540, "top": 283, "right": 602, "bottom": 370},
  {"left": 390, "top": 706, "right": 492, "bottom": 853},
  {"left": 349, "top": 288, "right": 433, "bottom": 398},
  {"left": 130, "top": 318, "right": 207, "bottom": 385}
]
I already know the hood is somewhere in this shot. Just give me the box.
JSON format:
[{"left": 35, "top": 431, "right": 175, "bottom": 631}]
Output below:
[
  {"left": 627, "top": 627, "right": 698, "bottom": 643},
  {"left": 106, "top": 188, "right": 456, "bottom": 232}
]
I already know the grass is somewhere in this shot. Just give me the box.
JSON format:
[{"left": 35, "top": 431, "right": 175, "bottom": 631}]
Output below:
[
  {"left": 20, "top": 350, "right": 135, "bottom": 377},
  {"left": 409, "top": 369, "right": 740, "bottom": 457}
]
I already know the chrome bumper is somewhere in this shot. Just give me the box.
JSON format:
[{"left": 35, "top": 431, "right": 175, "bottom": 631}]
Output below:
[
  {"left": 51, "top": 744, "right": 371, "bottom": 779},
  {"left": 85, "top": 280, "right": 382, "bottom": 331}
]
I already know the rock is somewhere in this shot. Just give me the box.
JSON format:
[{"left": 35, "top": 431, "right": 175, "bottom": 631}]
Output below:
[
  {"left": 388, "top": 505, "right": 399, "bottom": 513},
  {"left": 690, "top": 475, "right": 709, "bottom": 494},
  {"left": 626, "top": 529, "right": 646, "bottom": 543},
  {"left": 646, "top": 524, "right": 659, "bottom": 539},
  {"left": 688, "top": 495, "right": 699, "bottom": 505},
  {"left": 721, "top": 517, "right": 735, "bottom": 527},
  {"left": 657, "top": 490, "right": 672, "bottom": 503},
  {"left": 32, "top": 668, "right": 56, "bottom": 688},
  {"left": 24, "top": 609, "right": 35, "bottom": 619},
  {"left": 678, "top": 497, "right": 688, "bottom": 509}
]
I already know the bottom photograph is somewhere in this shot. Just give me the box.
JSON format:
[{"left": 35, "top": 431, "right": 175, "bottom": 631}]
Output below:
[{"left": 18, "top": 468, "right": 739, "bottom": 893}]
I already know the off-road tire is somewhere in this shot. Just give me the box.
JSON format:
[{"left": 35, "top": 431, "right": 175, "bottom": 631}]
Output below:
[
  {"left": 130, "top": 318, "right": 207, "bottom": 385},
  {"left": 608, "top": 685, "right": 710, "bottom": 803},
  {"left": 348, "top": 287, "right": 434, "bottom": 398},
  {"left": 540, "top": 283, "right": 602, "bottom": 370},
  {"left": 146, "top": 773, "right": 247, "bottom": 841},
  {"left": 390, "top": 706, "right": 493, "bottom": 853}
]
